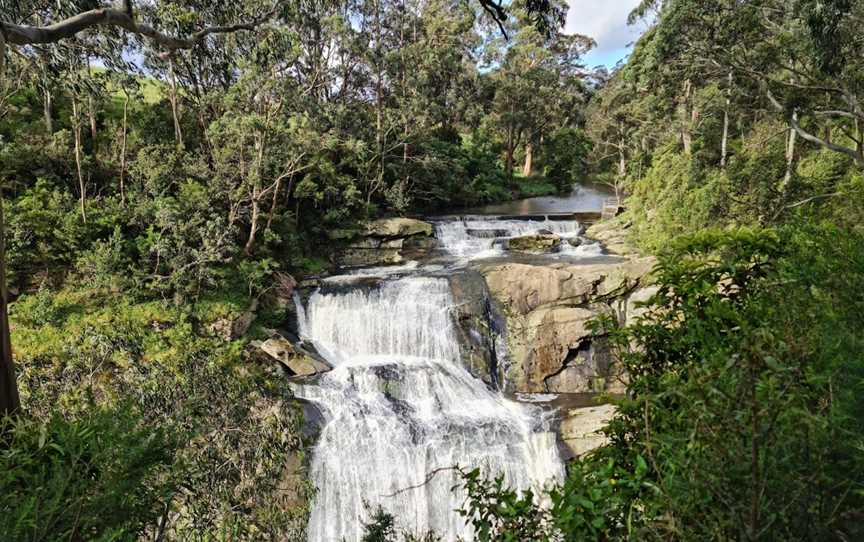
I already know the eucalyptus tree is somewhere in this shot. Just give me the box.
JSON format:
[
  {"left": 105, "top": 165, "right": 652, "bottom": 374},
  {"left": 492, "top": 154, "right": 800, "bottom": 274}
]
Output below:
[
  {"left": 632, "top": 0, "right": 864, "bottom": 169},
  {"left": 486, "top": 5, "right": 592, "bottom": 178}
]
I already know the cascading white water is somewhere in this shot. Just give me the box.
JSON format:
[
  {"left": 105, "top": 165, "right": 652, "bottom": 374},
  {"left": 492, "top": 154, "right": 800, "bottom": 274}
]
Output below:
[
  {"left": 293, "top": 277, "right": 564, "bottom": 541},
  {"left": 434, "top": 217, "right": 601, "bottom": 259}
]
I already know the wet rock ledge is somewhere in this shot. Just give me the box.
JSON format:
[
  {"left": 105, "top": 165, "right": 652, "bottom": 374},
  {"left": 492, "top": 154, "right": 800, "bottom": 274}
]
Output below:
[{"left": 332, "top": 217, "right": 437, "bottom": 268}]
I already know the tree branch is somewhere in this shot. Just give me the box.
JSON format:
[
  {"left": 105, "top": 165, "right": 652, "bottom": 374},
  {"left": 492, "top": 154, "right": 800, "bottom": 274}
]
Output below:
[
  {"left": 786, "top": 192, "right": 842, "bottom": 209},
  {"left": 382, "top": 466, "right": 462, "bottom": 498},
  {"left": 764, "top": 87, "right": 864, "bottom": 166},
  {"left": 476, "top": 0, "right": 509, "bottom": 38},
  {"left": 1, "top": 3, "right": 279, "bottom": 54}
]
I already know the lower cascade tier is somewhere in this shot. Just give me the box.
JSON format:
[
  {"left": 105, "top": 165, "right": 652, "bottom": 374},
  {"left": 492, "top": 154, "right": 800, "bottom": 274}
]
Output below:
[{"left": 292, "top": 276, "right": 565, "bottom": 541}]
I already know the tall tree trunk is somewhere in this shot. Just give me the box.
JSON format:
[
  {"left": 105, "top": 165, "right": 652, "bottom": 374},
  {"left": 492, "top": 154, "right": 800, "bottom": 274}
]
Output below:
[
  {"left": 0, "top": 196, "right": 19, "bottom": 417},
  {"left": 168, "top": 58, "right": 184, "bottom": 148},
  {"left": 245, "top": 127, "right": 267, "bottom": 255},
  {"left": 857, "top": 119, "right": 864, "bottom": 158},
  {"left": 88, "top": 95, "right": 98, "bottom": 155},
  {"left": 244, "top": 194, "right": 260, "bottom": 256},
  {"left": 680, "top": 79, "right": 693, "bottom": 155},
  {"left": 617, "top": 136, "right": 627, "bottom": 204},
  {"left": 72, "top": 98, "right": 87, "bottom": 223},
  {"left": 374, "top": 0, "right": 384, "bottom": 202},
  {"left": 0, "top": 32, "right": 20, "bottom": 417},
  {"left": 522, "top": 142, "right": 533, "bottom": 177},
  {"left": 43, "top": 87, "right": 53, "bottom": 134},
  {"left": 266, "top": 175, "right": 283, "bottom": 232},
  {"left": 721, "top": 72, "right": 732, "bottom": 168},
  {"left": 781, "top": 110, "right": 798, "bottom": 194},
  {"left": 505, "top": 133, "right": 515, "bottom": 178},
  {"left": 617, "top": 144, "right": 627, "bottom": 179},
  {"left": 119, "top": 92, "right": 129, "bottom": 206}
]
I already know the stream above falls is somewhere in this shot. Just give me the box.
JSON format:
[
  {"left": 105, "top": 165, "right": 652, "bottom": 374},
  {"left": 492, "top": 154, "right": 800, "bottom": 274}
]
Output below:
[{"left": 460, "top": 182, "right": 614, "bottom": 216}]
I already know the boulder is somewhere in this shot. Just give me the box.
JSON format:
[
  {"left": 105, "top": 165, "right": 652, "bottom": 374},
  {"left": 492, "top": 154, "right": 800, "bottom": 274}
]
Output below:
[
  {"left": 479, "top": 257, "right": 656, "bottom": 316},
  {"left": 251, "top": 335, "right": 332, "bottom": 377},
  {"left": 625, "top": 285, "right": 661, "bottom": 326},
  {"left": 448, "top": 270, "right": 501, "bottom": 387},
  {"left": 336, "top": 247, "right": 404, "bottom": 268},
  {"left": 506, "top": 233, "right": 562, "bottom": 254},
  {"left": 365, "top": 217, "right": 433, "bottom": 238},
  {"left": 586, "top": 220, "right": 638, "bottom": 257},
  {"left": 559, "top": 404, "right": 616, "bottom": 459},
  {"left": 208, "top": 300, "right": 258, "bottom": 341}
]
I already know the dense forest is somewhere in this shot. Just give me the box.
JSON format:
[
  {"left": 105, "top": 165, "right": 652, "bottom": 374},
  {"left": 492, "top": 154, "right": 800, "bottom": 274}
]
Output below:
[{"left": 1, "top": 0, "right": 864, "bottom": 541}]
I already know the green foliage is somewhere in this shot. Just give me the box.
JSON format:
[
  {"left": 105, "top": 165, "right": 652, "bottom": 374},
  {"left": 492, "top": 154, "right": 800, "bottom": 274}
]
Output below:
[
  {"left": 628, "top": 150, "right": 729, "bottom": 250},
  {"left": 548, "top": 457, "right": 655, "bottom": 540},
  {"left": 362, "top": 505, "right": 398, "bottom": 542},
  {"left": 458, "top": 469, "right": 552, "bottom": 542},
  {"left": 8, "top": 285, "right": 312, "bottom": 540},
  {"left": 0, "top": 407, "right": 176, "bottom": 542},
  {"left": 597, "top": 226, "right": 864, "bottom": 540},
  {"left": 543, "top": 128, "right": 592, "bottom": 192},
  {"left": 5, "top": 179, "right": 88, "bottom": 285},
  {"left": 359, "top": 504, "right": 443, "bottom": 542}
]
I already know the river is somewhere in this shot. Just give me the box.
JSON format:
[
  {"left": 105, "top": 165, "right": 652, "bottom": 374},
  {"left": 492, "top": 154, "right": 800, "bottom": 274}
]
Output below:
[{"left": 291, "top": 184, "right": 612, "bottom": 541}]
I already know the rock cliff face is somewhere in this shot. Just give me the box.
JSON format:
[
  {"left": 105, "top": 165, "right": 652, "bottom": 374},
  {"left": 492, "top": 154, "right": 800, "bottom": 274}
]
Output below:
[{"left": 477, "top": 256, "right": 656, "bottom": 394}]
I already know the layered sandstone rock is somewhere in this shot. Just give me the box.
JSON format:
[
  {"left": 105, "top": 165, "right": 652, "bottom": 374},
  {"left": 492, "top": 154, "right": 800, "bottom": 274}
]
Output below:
[
  {"left": 586, "top": 220, "right": 638, "bottom": 257},
  {"left": 477, "top": 256, "right": 656, "bottom": 393},
  {"left": 506, "top": 232, "right": 562, "bottom": 254},
  {"left": 250, "top": 334, "right": 332, "bottom": 377},
  {"left": 334, "top": 217, "right": 437, "bottom": 268},
  {"left": 559, "top": 403, "right": 617, "bottom": 459}
]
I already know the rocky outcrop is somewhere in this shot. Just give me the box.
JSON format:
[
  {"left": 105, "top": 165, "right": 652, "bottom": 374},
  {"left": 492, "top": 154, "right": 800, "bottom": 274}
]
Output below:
[
  {"left": 334, "top": 217, "right": 437, "bottom": 268},
  {"left": 365, "top": 217, "right": 433, "bottom": 237},
  {"left": 250, "top": 334, "right": 332, "bottom": 377},
  {"left": 506, "top": 232, "right": 562, "bottom": 254},
  {"left": 559, "top": 404, "right": 616, "bottom": 459},
  {"left": 586, "top": 219, "right": 638, "bottom": 257},
  {"left": 448, "top": 270, "right": 503, "bottom": 388},
  {"left": 477, "top": 256, "right": 656, "bottom": 393}
]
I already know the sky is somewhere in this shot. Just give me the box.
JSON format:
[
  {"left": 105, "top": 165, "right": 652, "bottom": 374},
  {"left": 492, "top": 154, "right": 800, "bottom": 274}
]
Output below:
[{"left": 565, "top": 1, "right": 650, "bottom": 69}]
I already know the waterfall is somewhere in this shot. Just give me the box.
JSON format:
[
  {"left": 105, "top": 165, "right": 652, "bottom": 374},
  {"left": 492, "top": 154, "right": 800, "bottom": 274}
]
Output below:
[
  {"left": 434, "top": 217, "right": 597, "bottom": 259},
  {"left": 293, "top": 276, "right": 564, "bottom": 541}
]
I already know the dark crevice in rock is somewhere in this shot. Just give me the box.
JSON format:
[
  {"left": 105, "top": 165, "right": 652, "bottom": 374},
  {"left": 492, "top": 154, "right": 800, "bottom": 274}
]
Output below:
[{"left": 542, "top": 337, "right": 612, "bottom": 393}]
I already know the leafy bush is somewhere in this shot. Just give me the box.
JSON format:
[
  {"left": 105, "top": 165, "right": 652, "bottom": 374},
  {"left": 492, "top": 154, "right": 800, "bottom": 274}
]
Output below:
[
  {"left": 0, "top": 408, "right": 176, "bottom": 542},
  {"left": 9, "top": 288, "right": 312, "bottom": 540},
  {"left": 543, "top": 128, "right": 592, "bottom": 192},
  {"left": 597, "top": 226, "right": 864, "bottom": 540}
]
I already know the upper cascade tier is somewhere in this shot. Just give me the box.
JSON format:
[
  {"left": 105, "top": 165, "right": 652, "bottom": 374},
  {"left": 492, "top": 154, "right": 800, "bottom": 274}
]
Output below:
[{"left": 433, "top": 216, "right": 602, "bottom": 259}]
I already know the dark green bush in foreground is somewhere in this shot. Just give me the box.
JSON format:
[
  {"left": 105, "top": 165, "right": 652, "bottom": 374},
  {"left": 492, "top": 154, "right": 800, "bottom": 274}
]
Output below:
[{"left": 0, "top": 408, "right": 175, "bottom": 542}]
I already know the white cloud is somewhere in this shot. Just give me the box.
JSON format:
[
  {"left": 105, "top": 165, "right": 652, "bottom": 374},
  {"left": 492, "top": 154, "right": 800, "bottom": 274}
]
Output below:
[{"left": 564, "top": 1, "right": 647, "bottom": 67}]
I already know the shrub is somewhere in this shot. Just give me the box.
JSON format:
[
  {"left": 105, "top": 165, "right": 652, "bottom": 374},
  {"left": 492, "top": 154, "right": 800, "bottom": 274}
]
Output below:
[{"left": 0, "top": 408, "right": 176, "bottom": 542}]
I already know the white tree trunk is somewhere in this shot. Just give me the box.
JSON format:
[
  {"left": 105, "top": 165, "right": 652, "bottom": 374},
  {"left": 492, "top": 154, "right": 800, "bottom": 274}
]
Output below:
[
  {"left": 522, "top": 142, "right": 533, "bottom": 177},
  {"left": 168, "top": 57, "right": 184, "bottom": 148},
  {"left": 43, "top": 87, "right": 53, "bottom": 133},
  {"left": 721, "top": 73, "right": 732, "bottom": 168},
  {"left": 72, "top": 98, "right": 87, "bottom": 223},
  {"left": 781, "top": 110, "right": 799, "bottom": 194}
]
